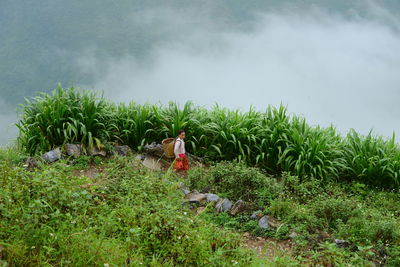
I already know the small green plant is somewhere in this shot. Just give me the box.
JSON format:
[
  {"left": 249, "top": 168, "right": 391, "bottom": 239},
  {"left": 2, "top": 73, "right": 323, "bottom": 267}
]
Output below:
[{"left": 72, "top": 155, "right": 92, "bottom": 169}]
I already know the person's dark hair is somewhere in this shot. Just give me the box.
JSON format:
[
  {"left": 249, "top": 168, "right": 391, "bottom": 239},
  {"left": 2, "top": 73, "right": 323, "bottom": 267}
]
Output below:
[{"left": 177, "top": 129, "right": 185, "bottom": 136}]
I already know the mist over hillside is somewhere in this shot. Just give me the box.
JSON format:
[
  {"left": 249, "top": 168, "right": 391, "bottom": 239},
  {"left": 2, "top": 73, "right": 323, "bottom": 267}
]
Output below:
[{"left": 1, "top": 0, "right": 400, "bottom": 145}]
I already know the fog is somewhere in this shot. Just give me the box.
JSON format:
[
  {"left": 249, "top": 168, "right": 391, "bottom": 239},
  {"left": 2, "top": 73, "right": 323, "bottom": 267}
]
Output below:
[
  {"left": 83, "top": 6, "right": 400, "bottom": 137},
  {"left": 1, "top": 1, "right": 400, "bottom": 145}
]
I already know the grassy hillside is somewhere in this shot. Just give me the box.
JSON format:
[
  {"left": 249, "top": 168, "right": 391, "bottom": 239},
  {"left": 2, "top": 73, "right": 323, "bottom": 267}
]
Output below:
[
  {"left": 1, "top": 149, "right": 400, "bottom": 266},
  {"left": 0, "top": 152, "right": 253, "bottom": 266}
]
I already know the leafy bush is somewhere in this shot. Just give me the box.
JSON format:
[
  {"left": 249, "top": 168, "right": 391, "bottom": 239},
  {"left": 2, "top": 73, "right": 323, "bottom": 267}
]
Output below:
[
  {"left": 187, "top": 162, "right": 275, "bottom": 202},
  {"left": 311, "top": 197, "right": 360, "bottom": 229}
]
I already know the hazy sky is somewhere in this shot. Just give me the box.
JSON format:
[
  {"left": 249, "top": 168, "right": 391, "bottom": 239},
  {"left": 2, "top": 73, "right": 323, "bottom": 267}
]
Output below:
[{"left": 1, "top": 0, "right": 400, "bottom": 145}]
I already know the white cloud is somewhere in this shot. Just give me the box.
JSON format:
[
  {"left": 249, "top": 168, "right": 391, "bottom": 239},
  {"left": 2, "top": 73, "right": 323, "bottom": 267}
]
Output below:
[{"left": 83, "top": 8, "right": 400, "bottom": 138}]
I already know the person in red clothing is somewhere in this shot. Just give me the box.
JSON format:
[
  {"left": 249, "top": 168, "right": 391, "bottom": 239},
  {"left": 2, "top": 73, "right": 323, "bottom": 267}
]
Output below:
[{"left": 173, "top": 129, "right": 189, "bottom": 172}]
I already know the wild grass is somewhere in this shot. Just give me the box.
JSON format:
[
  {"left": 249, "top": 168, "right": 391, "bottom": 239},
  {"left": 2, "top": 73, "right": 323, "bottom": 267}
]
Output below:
[
  {"left": 16, "top": 86, "right": 400, "bottom": 188},
  {"left": 0, "top": 156, "right": 253, "bottom": 266},
  {"left": 190, "top": 163, "right": 400, "bottom": 266}
]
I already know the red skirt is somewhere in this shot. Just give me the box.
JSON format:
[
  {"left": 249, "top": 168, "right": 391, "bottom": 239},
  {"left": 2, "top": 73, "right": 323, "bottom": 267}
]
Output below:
[{"left": 174, "top": 154, "right": 189, "bottom": 171}]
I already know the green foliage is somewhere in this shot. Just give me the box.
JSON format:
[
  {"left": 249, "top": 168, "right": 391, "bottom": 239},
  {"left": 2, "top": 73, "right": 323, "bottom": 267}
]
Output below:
[
  {"left": 0, "top": 156, "right": 253, "bottom": 266},
  {"left": 17, "top": 86, "right": 111, "bottom": 155},
  {"left": 187, "top": 162, "right": 278, "bottom": 203},
  {"left": 343, "top": 130, "right": 400, "bottom": 187},
  {"left": 311, "top": 242, "right": 372, "bottom": 266},
  {"left": 17, "top": 87, "right": 400, "bottom": 188},
  {"left": 310, "top": 198, "right": 360, "bottom": 229},
  {"left": 72, "top": 155, "right": 92, "bottom": 169},
  {"left": 0, "top": 145, "right": 27, "bottom": 165}
]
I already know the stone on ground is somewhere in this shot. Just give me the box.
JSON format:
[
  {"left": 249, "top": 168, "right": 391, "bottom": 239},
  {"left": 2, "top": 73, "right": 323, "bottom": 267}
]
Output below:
[
  {"left": 206, "top": 193, "right": 220, "bottom": 203},
  {"left": 42, "top": 148, "right": 61, "bottom": 163},
  {"left": 230, "top": 200, "right": 248, "bottom": 216},
  {"left": 258, "top": 215, "right": 270, "bottom": 229},
  {"left": 88, "top": 147, "right": 106, "bottom": 157},
  {"left": 144, "top": 142, "right": 164, "bottom": 157},
  {"left": 215, "top": 198, "right": 233, "bottom": 213},
  {"left": 65, "top": 144, "right": 81, "bottom": 158},
  {"left": 185, "top": 191, "right": 207, "bottom": 204},
  {"left": 114, "top": 145, "right": 132, "bottom": 156},
  {"left": 142, "top": 156, "right": 162, "bottom": 171}
]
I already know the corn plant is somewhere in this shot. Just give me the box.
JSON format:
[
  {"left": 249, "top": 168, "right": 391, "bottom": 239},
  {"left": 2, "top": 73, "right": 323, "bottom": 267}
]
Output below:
[
  {"left": 279, "top": 117, "right": 345, "bottom": 180},
  {"left": 16, "top": 87, "right": 400, "bottom": 188},
  {"left": 109, "top": 102, "right": 157, "bottom": 151},
  {"left": 17, "top": 86, "right": 111, "bottom": 154},
  {"left": 343, "top": 130, "right": 400, "bottom": 187}
]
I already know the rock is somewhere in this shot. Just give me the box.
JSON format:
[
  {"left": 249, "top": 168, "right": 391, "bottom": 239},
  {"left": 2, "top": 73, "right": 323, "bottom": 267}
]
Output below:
[
  {"left": 250, "top": 211, "right": 262, "bottom": 220},
  {"left": 88, "top": 147, "right": 106, "bottom": 157},
  {"left": 230, "top": 200, "right": 248, "bottom": 216},
  {"left": 135, "top": 154, "right": 146, "bottom": 161},
  {"left": 289, "top": 232, "right": 298, "bottom": 239},
  {"left": 42, "top": 148, "right": 61, "bottom": 163},
  {"left": 24, "top": 157, "right": 38, "bottom": 169},
  {"left": 185, "top": 192, "right": 207, "bottom": 204},
  {"left": 65, "top": 144, "right": 81, "bottom": 158},
  {"left": 335, "top": 239, "right": 349, "bottom": 248},
  {"left": 215, "top": 198, "right": 233, "bottom": 213},
  {"left": 258, "top": 215, "right": 270, "bottom": 229},
  {"left": 144, "top": 142, "right": 164, "bottom": 157},
  {"left": 181, "top": 188, "right": 190, "bottom": 195},
  {"left": 179, "top": 183, "right": 190, "bottom": 195},
  {"left": 142, "top": 156, "right": 162, "bottom": 171},
  {"left": 206, "top": 193, "right": 220, "bottom": 203},
  {"left": 114, "top": 145, "right": 132, "bottom": 156}
]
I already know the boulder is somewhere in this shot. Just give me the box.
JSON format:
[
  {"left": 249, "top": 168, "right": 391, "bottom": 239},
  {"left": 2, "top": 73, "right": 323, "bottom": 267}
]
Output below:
[
  {"left": 88, "top": 147, "right": 106, "bottom": 157},
  {"left": 65, "top": 143, "right": 81, "bottom": 158},
  {"left": 230, "top": 200, "right": 248, "bottom": 216},
  {"left": 215, "top": 198, "right": 233, "bottom": 213},
  {"left": 258, "top": 215, "right": 270, "bottom": 229},
  {"left": 114, "top": 145, "right": 132, "bottom": 156},
  {"left": 144, "top": 142, "right": 164, "bottom": 157},
  {"left": 42, "top": 148, "right": 61, "bottom": 163},
  {"left": 206, "top": 193, "right": 220, "bottom": 203},
  {"left": 185, "top": 191, "right": 207, "bottom": 204}
]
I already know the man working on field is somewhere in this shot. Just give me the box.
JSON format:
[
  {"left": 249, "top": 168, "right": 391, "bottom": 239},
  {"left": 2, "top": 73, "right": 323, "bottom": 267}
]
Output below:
[{"left": 174, "top": 129, "right": 189, "bottom": 172}]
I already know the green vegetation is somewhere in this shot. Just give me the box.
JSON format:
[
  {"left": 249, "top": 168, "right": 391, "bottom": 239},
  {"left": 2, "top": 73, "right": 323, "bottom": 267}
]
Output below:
[
  {"left": 0, "top": 155, "right": 252, "bottom": 266},
  {"left": 9, "top": 86, "right": 400, "bottom": 265},
  {"left": 18, "top": 86, "right": 400, "bottom": 188},
  {"left": 1, "top": 150, "right": 400, "bottom": 265},
  {"left": 188, "top": 162, "right": 400, "bottom": 266}
]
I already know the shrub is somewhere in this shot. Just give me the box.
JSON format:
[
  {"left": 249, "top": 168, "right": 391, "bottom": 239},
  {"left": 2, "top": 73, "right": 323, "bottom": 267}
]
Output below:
[
  {"left": 311, "top": 197, "right": 360, "bottom": 229},
  {"left": 187, "top": 162, "right": 274, "bottom": 202}
]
